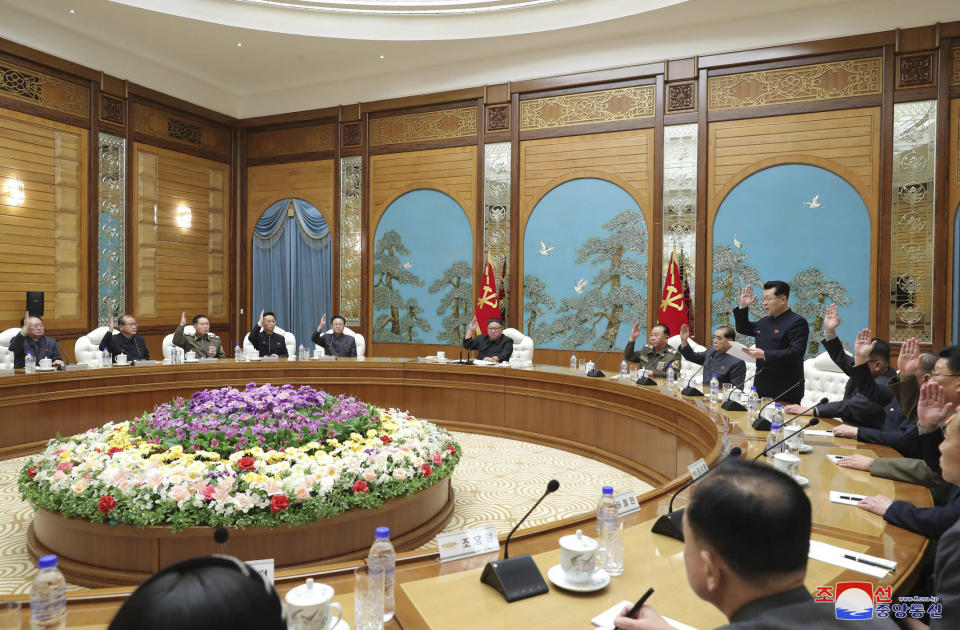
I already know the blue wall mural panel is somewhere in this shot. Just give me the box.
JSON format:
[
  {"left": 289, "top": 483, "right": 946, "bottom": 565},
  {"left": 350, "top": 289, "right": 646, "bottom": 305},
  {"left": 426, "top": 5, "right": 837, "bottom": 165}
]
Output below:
[
  {"left": 373, "top": 189, "right": 473, "bottom": 345},
  {"left": 523, "top": 178, "right": 648, "bottom": 351},
  {"left": 712, "top": 164, "right": 870, "bottom": 357}
]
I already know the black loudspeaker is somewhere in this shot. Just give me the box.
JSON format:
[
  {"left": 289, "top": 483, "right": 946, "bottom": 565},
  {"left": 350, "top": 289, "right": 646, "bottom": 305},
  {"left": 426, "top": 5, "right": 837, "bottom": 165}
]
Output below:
[
  {"left": 26, "top": 291, "right": 44, "bottom": 317},
  {"left": 480, "top": 555, "right": 549, "bottom": 602}
]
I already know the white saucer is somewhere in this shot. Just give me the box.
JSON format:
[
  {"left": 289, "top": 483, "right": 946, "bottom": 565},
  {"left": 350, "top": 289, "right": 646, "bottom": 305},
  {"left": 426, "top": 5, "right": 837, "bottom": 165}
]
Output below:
[
  {"left": 184, "top": 359, "right": 198, "bottom": 363},
  {"left": 793, "top": 474, "right": 809, "bottom": 487},
  {"left": 328, "top": 618, "right": 349, "bottom": 630},
  {"left": 546, "top": 564, "right": 610, "bottom": 592},
  {"left": 245, "top": 356, "right": 261, "bottom": 361},
  {"left": 798, "top": 444, "right": 814, "bottom": 454},
  {"left": 36, "top": 366, "right": 56, "bottom": 372}
]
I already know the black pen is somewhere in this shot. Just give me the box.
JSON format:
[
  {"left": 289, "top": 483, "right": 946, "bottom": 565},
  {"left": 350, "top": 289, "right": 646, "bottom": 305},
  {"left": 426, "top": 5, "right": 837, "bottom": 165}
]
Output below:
[
  {"left": 616, "top": 587, "right": 654, "bottom": 630},
  {"left": 839, "top": 495, "right": 864, "bottom": 501},
  {"left": 843, "top": 554, "right": 893, "bottom": 571}
]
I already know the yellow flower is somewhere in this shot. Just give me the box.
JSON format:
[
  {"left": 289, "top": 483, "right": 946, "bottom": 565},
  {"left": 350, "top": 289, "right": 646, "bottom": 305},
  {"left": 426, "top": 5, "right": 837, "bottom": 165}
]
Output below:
[
  {"left": 350, "top": 432, "right": 363, "bottom": 441},
  {"left": 326, "top": 439, "right": 340, "bottom": 447},
  {"left": 366, "top": 429, "right": 378, "bottom": 438},
  {"left": 59, "top": 451, "right": 72, "bottom": 460}
]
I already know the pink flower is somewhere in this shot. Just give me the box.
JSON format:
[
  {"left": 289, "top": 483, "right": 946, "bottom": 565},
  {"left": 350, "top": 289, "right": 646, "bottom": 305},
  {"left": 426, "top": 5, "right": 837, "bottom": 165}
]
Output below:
[
  {"left": 392, "top": 469, "right": 407, "bottom": 481},
  {"left": 362, "top": 468, "right": 377, "bottom": 483},
  {"left": 431, "top": 452, "right": 444, "bottom": 465},
  {"left": 201, "top": 484, "right": 217, "bottom": 500},
  {"left": 56, "top": 461, "right": 74, "bottom": 472},
  {"left": 169, "top": 485, "right": 190, "bottom": 502}
]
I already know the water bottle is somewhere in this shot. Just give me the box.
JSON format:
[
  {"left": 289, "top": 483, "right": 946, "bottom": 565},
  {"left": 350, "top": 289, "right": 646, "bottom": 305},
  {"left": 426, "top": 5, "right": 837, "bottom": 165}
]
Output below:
[
  {"left": 30, "top": 554, "right": 66, "bottom": 630},
  {"left": 666, "top": 365, "right": 675, "bottom": 392},
  {"left": 765, "top": 404, "right": 785, "bottom": 457},
  {"left": 747, "top": 386, "right": 759, "bottom": 421},
  {"left": 596, "top": 485, "right": 624, "bottom": 575},
  {"left": 298, "top": 343, "right": 305, "bottom": 361},
  {"left": 710, "top": 374, "right": 720, "bottom": 403},
  {"left": 24, "top": 352, "right": 36, "bottom": 374},
  {"left": 620, "top": 358, "right": 628, "bottom": 378},
  {"left": 234, "top": 344, "right": 244, "bottom": 362},
  {"left": 569, "top": 353, "right": 577, "bottom": 371},
  {"left": 102, "top": 348, "right": 112, "bottom": 368},
  {"left": 367, "top": 526, "right": 396, "bottom": 622}
]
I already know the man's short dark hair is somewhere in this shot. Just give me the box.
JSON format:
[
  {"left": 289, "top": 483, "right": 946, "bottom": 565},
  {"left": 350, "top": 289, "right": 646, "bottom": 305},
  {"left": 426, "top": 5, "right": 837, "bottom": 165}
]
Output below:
[
  {"left": 939, "top": 346, "right": 960, "bottom": 373},
  {"left": 716, "top": 326, "right": 736, "bottom": 340},
  {"left": 762, "top": 280, "right": 790, "bottom": 299},
  {"left": 192, "top": 314, "right": 209, "bottom": 325},
  {"left": 919, "top": 352, "right": 939, "bottom": 375},
  {"left": 487, "top": 318, "right": 504, "bottom": 327},
  {"left": 118, "top": 314, "right": 134, "bottom": 326},
  {"left": 263, "top": 311, "right": 276, "bottom": 320},
  {"left": 653, "top": 323, "right": 670, "bottom": 336},
  {"left": 20, "top": 315, "right": 42, "bottom": 326},
  {"left": 686, "top": 459, "right": 810, "bottom": 582},
  {"left": 869, "top": 338, "right": 890, "bottom": 364},
  {"left": 331, "top": 315, "right": 346, "bottom": 325}
]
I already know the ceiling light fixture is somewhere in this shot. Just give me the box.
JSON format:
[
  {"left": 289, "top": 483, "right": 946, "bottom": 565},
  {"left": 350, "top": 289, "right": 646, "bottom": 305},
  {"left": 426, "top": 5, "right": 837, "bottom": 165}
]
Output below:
[
  {"left": 175, "top": 204, "right": 192, "bottom": 229},
  {"left": 2, "top": 177, "right": 25, "bottom": 207},
  {"left": 68, "top": 9, "right": 76, "bottom": 14},
  {"left": 237, "top": 42, "right": 243, "bottom": 47},
  {"left": 379, "top": 55, "right": 384, "bottom": 59}
]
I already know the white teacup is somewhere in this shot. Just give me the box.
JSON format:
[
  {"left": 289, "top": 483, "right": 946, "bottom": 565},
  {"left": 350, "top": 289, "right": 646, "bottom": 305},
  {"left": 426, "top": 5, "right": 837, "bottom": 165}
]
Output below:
[
  {"left": 773, "top": 452, "right": 800, "bottom": 477},
  {"left": 313, "top": 347, "right": 322, "bottom": 359},
  {"left": 559, "top": 529, "right": 598, "bottom": 584},
  {"left": 249, "top": 349, "right": 260, "bottom": 359},
  {"left": 436, "top": 351, "right": 446, "bottom": 360},
  {"left": 784, "top": 424, "right": 805, "bottom": 452},
  {"left": 115, "top": 353, "right": 128, "bottom": 365},
  {"left": 285, "top": 578, "right": 343, "bottom": 630},
  {"left": 185, "top": 350, "right": 197, "bottom": 361},
  {"left": 38, "top": 358, "right": 53, "bottom": 369}
]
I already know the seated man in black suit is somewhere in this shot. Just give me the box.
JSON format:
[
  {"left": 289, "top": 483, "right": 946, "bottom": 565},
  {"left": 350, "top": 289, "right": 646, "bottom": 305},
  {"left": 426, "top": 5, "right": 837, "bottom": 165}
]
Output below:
[
  {"left": 677, "top": 324, "right": 746, "bottom": 389},
  {"left": 463, "top": 317, "right": 513, "bottom": 363},
  {"left": 614, "top": 460, "right": 896, "bottom": 629},
  {"left": 99, "top": 314, "right": 150, "bottom": 361},
  {"left": 8, "top": 310, "right": 63, "bottom": 368},
  {"left": 248, "top": 310, "right": 289, "bottom": 358},
  {"left": 311, "top": 313, "right": 357, "bottom": 358}
]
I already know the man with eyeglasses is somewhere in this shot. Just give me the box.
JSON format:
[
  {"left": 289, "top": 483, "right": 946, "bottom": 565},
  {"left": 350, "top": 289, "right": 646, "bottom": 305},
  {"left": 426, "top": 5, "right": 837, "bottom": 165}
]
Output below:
[
  {"left": 733, "top": 280, "right": 809, "bottom": 404},
  {"left": 8, "top": 310, "right": 63, "bottom": 368},
  {"left": 100, "top": 314, "right": 150, "bottom": 361},
  {"left": 463, "top": 316, "right": 513, "bottom": 363}
]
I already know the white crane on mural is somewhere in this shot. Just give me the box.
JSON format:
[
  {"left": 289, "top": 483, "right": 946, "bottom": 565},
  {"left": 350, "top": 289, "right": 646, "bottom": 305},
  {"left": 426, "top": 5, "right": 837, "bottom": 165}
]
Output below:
[
  {"left": 538, "top": 241, "right": 555, "bottom": 256},
  {"left": 733, "top": 233, "right": 742, "bottom": 250},
  {"left": 402, "top": 262, "right": 413, "bottom": 270},
  {"left": 801, "top": 194, "right": 822, "bottom": 208},
  {"left": 574, "top": 277, "right": 587, "bottom": 294}
]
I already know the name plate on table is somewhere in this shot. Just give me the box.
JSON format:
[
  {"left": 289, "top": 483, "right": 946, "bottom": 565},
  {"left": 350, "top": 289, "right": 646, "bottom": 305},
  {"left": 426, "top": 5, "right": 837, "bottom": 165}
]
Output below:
[
  {"left": 437, "top": 525, "right": 499, "bottom": 563},
  {"left": 261, "top": 356, "right": 279, "bottom": 362},
  {"left": 687, "top": 458, "right": 709, "bottom": 481},
  {"left": 613, "top": 490, "right": 641, "bottom": 516},
  {"left": 247, "top": 558, "right": 275, "bottom": 584},
  {"left": 198, "top": 357, "right": 219, "bottom": 364},
  {"left": 133, "top": 360, "right": 158, "bottom": 367},
  {"left": 314, "top": 356, "right": 336, "bottom": 361},
  {"left": 65, "top": 364, "right": 89, "bottom": 371}
]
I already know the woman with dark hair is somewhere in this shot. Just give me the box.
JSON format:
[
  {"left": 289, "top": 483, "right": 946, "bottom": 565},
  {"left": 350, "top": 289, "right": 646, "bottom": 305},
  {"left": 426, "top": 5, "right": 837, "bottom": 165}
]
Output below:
[{"left": 109, "top": 555, "right": 286, "bottom": 630}]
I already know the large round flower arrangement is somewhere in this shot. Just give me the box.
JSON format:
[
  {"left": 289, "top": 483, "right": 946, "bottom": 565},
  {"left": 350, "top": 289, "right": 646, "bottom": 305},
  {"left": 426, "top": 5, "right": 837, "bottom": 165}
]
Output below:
[{"left": 19, "top": 383, "right": 460, "bottom": 531}]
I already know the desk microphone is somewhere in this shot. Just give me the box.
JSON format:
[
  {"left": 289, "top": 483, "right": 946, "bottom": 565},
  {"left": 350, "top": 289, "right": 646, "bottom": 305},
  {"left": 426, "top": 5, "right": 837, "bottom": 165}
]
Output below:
[
  {"left": 651, "top": 447, "right": 742, "bottom": 541},
  {"left": 721, "top": 367, "right": 766, "bottom": 411},
  {"left": 213, "top": 527, "right": 230, "bottom": 554},
  {"left": 752, "top": 379, "right": 805, "bottom": 429},
  {"left": 481, "top": 479, "right": 559, "bottom": 602},
  {"left": 752, "top": 417, "right": 820, "bottom": 461},
  {"left": 681, "top": 363, "right": 705, "bottom": 396}
]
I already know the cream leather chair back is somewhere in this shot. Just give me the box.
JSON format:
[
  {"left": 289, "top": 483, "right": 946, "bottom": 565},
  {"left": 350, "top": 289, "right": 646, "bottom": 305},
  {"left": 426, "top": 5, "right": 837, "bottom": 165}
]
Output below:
[
  {"left": 0, "top": 327, "right": 20, "bottom": 367},
  {"left": 801, "top": 350, "right": 851, "bottom": 407},
  {"left": 313, "top": 326, "right": 366, "bottom": 358},
  {"left": 75, "top": 327, "right": 109, "bottom": 366},
  {"left": 243, "top": 326, "right": 296, "bottom": 357},
  {"left": 503, "top": 327, "right": 534, "bottom": 365}
]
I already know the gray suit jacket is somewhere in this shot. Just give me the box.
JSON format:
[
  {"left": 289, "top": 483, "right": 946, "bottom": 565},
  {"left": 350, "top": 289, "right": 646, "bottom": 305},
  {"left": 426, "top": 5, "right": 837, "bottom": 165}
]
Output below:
[{"left": 932, "top": 518, "right": 960, "bottom": 628}]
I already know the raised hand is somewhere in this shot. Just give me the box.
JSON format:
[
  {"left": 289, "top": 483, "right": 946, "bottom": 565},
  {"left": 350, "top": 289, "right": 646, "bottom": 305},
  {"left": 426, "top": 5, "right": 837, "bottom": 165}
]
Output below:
[
  {"left": 317, "top": 313, "right": 327, "bottom": 332},
  {"left": 853, "top": 328, "right": 875, "bottom": 366},
  {"left": 739, "top": 284, "right": 755, "bottom": 308},
  {"left": 823, "top": 303, "right": 841, "bottom": 334},
  {"left": 180, "top": 311, "right": 187, "bottom": 326},
  {"left": 21, "top": 310, "right": 30, "bottom": 333},
  {"left": 629, "top": 322, "right": 643, "bottom": 342},
  {"left": 917, "top": 381, "right": 955, "bottom": 433},
  {"left": 898, "top": 337, "right": 921, "bottom": 376},
  {"left": 258, "top": 309, "right": 264, "bottom": 327},
  {"left": 108, "top": 316, "right": 115, "bottom": 333},
  {"left": 678, "top": 323, "right": 690, "bottom": 346}
]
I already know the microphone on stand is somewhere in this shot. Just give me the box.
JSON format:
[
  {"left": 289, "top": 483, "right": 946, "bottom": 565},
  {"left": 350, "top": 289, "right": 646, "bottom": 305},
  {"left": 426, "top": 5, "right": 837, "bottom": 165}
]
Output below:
[
  {"left": 680, "top": 363, "right": 705, "bottom": 397},
  {"left": 752, "top": 416, "right": 821, "bottom": 461},
  {"left": 635, "top": 346, "right": 665, "bottom": 385},
  {"left": 213, "top": 527, "right": 230, "bottom": 554},
  {"left": 720, "top": 367, "right": 766, "bottom": 411},
  {"left": 752, "top": 379, "right": 805, "bottom": 430},
  {"left": 651, "top": 447, "right": 742, "bottom": 541},
  {"left": 481, "top": 479, "right": 559, "bottom": 602}
]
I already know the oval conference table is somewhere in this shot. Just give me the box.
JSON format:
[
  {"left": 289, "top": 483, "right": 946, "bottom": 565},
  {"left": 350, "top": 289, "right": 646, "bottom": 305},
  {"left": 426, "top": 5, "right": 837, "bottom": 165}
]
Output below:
[{"left": 0, "top": 358, "right": 933, "bottom": 629}]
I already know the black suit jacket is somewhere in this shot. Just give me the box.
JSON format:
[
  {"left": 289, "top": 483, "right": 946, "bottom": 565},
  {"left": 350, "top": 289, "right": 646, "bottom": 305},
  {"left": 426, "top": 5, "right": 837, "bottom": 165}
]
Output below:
[{"left": 732, "top": 306, "right": 809, "bottom": 404}]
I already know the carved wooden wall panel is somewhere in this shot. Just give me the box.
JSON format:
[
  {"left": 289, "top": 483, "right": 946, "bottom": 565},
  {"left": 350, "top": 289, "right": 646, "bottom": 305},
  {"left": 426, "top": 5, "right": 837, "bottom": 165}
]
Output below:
[
  {"left": 708, "top": 58, "right": 882, "bottom": 110},
  {"left": 132, "top": 103, "right": 231, "bottom": 156},
  {"left": 952, "top": 48, "right": 960, "bottom": 86},
  {"left": 897, "top": 53, "right": 935, "bottom": 89},
  {"left": 247, "top": 124, "right": 336, "bottom": 159},
  {"left": 949, "top": 99, "right": 960, "bottom": 338},
  {"left": 519, "top": 85, "right": 654, "bottom": 130},
  {"left": 132, "top": 143, "right": 230, "bottom": 325},
  {"left": 0, "top": 107, "right": 87, "bottom": 327},
  {"left": 0, "top": 59, "right": 89, "bottom": 118},
  {"left": 369, "top": 107, "right": 477, "bottom": 146},
  {"left": 246, "top": 160, "right": 336, "bottom": 239},
  {"left": 369, "top": 146, "right": 477, "bottom": 232}
]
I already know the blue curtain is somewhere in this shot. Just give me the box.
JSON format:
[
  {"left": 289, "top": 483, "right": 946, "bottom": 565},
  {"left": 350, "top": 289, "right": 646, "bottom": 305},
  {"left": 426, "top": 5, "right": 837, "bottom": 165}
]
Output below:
[{"left": 252, "top": 198, "right": 332, "bottom": 351}]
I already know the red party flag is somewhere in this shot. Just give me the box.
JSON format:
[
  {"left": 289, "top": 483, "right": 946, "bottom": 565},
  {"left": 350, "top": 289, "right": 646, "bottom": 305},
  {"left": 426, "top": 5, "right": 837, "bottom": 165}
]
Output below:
[
  {"left": 658, "top": 250, "right": 691, "bottom": 335},
  {"left": 475, "top": 256, "right": 502, "bottom": 335}
]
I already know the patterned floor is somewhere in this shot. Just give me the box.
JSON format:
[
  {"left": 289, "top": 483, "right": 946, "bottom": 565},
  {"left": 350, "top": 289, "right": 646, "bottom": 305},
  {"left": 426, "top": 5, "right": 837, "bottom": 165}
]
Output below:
[{"left": 0, "top": 432, "right": 652, "bottom": 595}]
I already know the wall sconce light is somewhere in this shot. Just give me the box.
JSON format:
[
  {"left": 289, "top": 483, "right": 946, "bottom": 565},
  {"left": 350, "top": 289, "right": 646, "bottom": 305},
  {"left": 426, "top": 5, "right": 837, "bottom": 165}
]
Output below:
[
  {"left": 175, "top": 204, "right": 192, "bottom": 229},
  {"left": 2, "top": 177, "right": 25, "bottom": 207}
]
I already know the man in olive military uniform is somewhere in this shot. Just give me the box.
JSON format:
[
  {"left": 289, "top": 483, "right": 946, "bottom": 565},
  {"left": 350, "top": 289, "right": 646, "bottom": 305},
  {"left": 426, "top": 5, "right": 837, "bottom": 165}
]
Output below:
[
  {"left": 623, "top": 322, "right": 682, "bottom": 377},
  {"left": 173, "top": 312, "right": 225, "bottom": 358}
]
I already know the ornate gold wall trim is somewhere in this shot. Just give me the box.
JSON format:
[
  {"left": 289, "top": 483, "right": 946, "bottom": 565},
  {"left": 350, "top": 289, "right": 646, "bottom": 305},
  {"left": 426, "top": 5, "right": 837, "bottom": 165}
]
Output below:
[
  {"left": 247, "top": 124, "right": 336, "bottom": 158},
  {"left": 0, "top": 59, "right": 89, "bottom": 118},
  {"left": 708, "top": 57, "right": 882, "bottom": 110},
  {"left": 131, "top": 102, "right": 231, "bottom": 155},
  {"left": 369, "top": 106, "right": 477, "bottom": 146},
  {"left": 519, "top": 85, "right": 655, "bottom": 130},
  {"left": 952, "top": 47, "right": 960, "bottom": 86}
]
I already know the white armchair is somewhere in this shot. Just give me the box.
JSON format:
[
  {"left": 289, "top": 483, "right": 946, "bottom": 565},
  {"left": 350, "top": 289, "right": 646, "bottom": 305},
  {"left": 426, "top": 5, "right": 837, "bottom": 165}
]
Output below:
[
  {"left": 75, "top": 327, "right": 109, "bottom": 366},
  {"left": 313, "top": 326, "right": 366, "bottom": 358},
  {"left": 244, "top": 326, "right": 296, "bottom": 357},
  {"left": 503, "top": 328, "right": 534, "bottom": 365},
  {"left": 801, "top": 350, "right": 850, "bottom": 407},
  {"left": 0, "top": 327, "right": 20, "bottom": 367}
]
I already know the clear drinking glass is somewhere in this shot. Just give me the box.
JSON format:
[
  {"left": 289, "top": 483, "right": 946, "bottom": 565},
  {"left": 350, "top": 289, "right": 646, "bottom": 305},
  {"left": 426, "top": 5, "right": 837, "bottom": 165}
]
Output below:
[
  {"left": 0, "top": 602, "right": 21, "bottom": 630},
  {"left": 354, "top": 566, "right": 384, "bottom": 630},
  {"left": 722, "top": 383, "right": 734, "bottom": 402}
]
